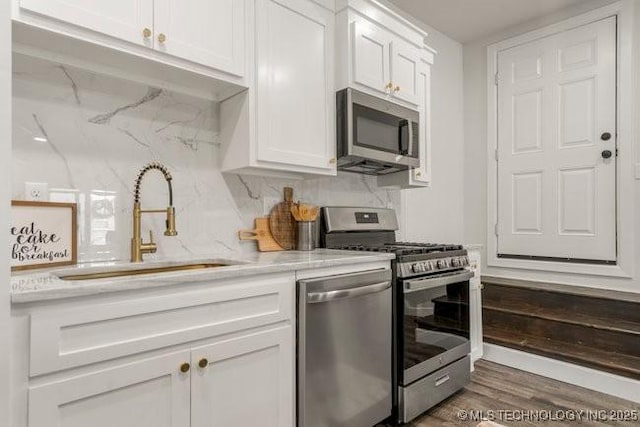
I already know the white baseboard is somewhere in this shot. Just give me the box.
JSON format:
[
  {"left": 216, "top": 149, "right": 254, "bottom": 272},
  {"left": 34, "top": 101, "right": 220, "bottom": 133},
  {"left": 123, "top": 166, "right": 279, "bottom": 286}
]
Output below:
[{"left": 482, "top": 343, "right": 640, "bottom": 404}]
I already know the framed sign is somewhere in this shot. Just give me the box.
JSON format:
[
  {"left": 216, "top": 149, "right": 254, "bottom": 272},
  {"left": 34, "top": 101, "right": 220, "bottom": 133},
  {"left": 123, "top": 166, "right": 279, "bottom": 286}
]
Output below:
[{"left": 10, "top": 201, "right": 78, "bottom": 271}]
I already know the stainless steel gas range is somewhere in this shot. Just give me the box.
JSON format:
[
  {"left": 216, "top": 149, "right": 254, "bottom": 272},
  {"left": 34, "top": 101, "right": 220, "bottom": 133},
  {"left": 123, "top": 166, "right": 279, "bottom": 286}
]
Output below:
[{"left": 321, "top": 206, "right": 472, "bottom": 424}]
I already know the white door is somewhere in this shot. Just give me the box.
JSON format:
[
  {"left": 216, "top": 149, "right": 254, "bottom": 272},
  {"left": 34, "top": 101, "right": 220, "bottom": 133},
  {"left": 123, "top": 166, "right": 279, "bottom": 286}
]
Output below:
[
  {"left": 190, "top": 326, "right": 293, "bottom": 427},
  {"left": 390, "top": 40, "right": 421, "bottom": 105},
  {"left": 497, "top": 17, "right": 616, "bottom": 262},
  {"left": 28, "top": 351, "right": 191, "bottom": 427},
  {"left": 154, "top": 0, "right": 245, "bottom": 76},
  {"left": 352, "top": 20, "right": 391, "bottom": 95},
  {"left": 19, "top": 0, "right": 153, "bottom": 46},
  {"left": 255, "top": 0, "right": 335, "bottom": 172}
]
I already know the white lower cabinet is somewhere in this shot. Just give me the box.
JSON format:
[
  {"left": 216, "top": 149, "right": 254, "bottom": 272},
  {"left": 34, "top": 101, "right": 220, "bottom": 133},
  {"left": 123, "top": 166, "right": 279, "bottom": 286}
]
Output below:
[
  {"left": 28, "top": 326, "right": 292, "bottom": 427},
  {"left": 191, "top": 327, "right": 293, "bottom": 427},
  {"left": 21, "top": 273, "right": 296, "bottom": 427},
  {"left": 28, "top": 350, "right": 192, "bottom": 427}
]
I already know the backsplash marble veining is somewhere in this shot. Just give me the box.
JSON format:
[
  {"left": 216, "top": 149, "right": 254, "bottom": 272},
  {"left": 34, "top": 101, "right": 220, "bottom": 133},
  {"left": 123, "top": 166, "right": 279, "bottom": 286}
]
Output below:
[{"left": 12, "top": 54, "right": 401, "bottom": 263}]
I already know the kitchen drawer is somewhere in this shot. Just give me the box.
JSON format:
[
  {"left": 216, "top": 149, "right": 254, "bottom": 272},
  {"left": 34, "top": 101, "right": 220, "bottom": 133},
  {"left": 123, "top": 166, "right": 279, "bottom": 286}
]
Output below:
[
  {"left": 29, "top": 273, "right": 294, "bottom": 376},
  {"left": 400, "top": 355, "right": 471, "bottom": 423}
]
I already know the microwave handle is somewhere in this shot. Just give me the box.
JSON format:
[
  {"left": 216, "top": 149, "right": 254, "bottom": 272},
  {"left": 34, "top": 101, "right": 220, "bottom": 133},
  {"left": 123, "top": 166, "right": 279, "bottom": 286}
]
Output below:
[
  {"left": 407, "top": 119, "right": 414, "bottom": 158},
  {"left": 399, "top": 119, "right": 410, "bottom": 155}
]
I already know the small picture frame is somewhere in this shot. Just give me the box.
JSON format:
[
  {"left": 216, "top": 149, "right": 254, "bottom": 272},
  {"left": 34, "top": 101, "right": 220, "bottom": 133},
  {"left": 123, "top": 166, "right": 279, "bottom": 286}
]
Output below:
[{"left": 10, "top": 201, "right": 78, "bottom": 272}]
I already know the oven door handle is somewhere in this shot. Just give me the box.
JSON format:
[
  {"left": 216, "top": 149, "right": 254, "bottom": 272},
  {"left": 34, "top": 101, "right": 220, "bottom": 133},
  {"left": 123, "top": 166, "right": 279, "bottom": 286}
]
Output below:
[
  {"left": 307, "top": 281, "right": 391, "bottom": 303},
  {"left": 404, "top": 271, "right": 474, "bottom": 293}
]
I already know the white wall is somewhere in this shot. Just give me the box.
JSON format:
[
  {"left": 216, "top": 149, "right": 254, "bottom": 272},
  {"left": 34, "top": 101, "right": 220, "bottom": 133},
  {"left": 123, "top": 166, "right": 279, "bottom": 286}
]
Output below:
[
  {"left": 0, "top": 0, "right": 11, "bottom": 424},
  {"left": 380, "top": 0, "right": 466, "bottom": 243},
  {"left": 463, "top": 0, "right": 640, "bottom": 294}
]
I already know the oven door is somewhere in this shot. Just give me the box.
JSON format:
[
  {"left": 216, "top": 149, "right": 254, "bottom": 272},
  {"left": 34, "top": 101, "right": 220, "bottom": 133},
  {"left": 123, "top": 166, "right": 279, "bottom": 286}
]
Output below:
[
  {"left": 400, "top": 270, "right": 473, "bottom": 385},
  {"left": 343, "top": 88, "right": 420, "bottom": 168}
]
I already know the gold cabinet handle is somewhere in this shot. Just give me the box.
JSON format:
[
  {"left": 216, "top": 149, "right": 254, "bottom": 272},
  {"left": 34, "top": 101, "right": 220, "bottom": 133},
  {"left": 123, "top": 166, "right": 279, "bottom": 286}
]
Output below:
[
  {"left": 142, "top": 28, "right": 152, "bottom": 39},
  {"left": 385, "top": 82, "right": 393, "bottom": 92},
  {"left": 415, "top": 170, "right": 422, "bottom": 177},
  {"left": 198, "top": 358, "right": 209, "bottom": 369},
  {"left": 329, "top": 157, "right": 336, "bottom": 164},
  {"left": 158, "top": 33, "right": 167, "bottom": 44},
  {"left": 394, "top": 85, "right": 401, "bottom": 92},
  {"left": 180, "top": 362, "right": 190, "bottom": 373}
]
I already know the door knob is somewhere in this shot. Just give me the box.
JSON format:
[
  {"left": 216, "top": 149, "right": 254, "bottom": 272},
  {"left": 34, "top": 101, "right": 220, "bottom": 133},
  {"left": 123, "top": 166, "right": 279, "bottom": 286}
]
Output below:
[
  {"left": 600, "top": 132, "right": 612, "bottom": 141},
  {"left": 601, "top": 150, "right": 613, "bottom": 159}
]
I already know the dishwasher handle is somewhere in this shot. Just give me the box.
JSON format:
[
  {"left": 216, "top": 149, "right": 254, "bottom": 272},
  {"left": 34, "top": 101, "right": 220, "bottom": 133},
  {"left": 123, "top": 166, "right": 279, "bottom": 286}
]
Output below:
[{"left": 306, "top": 281, "right": 391, "bottom": 304}]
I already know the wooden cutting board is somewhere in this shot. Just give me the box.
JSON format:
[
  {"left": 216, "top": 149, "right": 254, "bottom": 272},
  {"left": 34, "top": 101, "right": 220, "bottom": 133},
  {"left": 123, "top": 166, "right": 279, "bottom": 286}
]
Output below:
[
  {"left": 269, "top": 187, "right": 296, "bottom": 250},
  {"left": 238, "top": 217, "right": 283, "bottom": 252}
]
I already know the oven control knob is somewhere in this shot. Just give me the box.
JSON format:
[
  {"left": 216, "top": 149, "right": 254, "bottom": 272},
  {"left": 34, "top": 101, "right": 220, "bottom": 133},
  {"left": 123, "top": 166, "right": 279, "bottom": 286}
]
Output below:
[
  {"left": 411, "top": 263, "right": 422, "bottom": 273},
  {"left": 423, "top": 262, "right": 432, "bottom": 271},
  {"left": 436, "top": 260, "right": 447, "bottom": 269},
  {"left": 461, "top": 257, "right": 469, "bottom": 266},
  {"left": 451, "top": 258, "right": 461, "bottom": 267}
]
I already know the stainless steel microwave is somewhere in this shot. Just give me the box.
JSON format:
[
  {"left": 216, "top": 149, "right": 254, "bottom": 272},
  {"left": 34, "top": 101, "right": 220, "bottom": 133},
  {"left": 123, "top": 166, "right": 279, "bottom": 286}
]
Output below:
[{"left": 337, "top": 88, "right": 420, "bottom": 175}]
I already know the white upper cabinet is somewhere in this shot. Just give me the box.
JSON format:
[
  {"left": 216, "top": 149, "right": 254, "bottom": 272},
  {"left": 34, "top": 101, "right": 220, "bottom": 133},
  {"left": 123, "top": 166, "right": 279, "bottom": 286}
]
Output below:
[
  {"left": 18, "top": 0, "right": 154, "bottom": 46},
  {"left": 352, "top": 21, "right": 391, "bottom": 96},
  {"left": 389, "top": 39, "right": 421, "bottom": 105},
  {"left": 154, "top": 0, "right": 245, "bottom": 76},
  {"left": 14, "top": 0, "right": 247, "bottom": 85},
  {"left": 220, "top": 0, "right": 336, "bottom": 177},
  {"left": 255, "top": 0, "right": 335, "bottom": 171},
  {"left": 337, "top": 3, "right": 426, "bottom": 108}
]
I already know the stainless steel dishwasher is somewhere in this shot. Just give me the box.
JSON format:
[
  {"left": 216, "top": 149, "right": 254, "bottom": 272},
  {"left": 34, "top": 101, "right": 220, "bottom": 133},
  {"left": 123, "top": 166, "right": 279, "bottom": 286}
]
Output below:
[{"left": 297, "top": 269, "right": 392, "bottom": 427}]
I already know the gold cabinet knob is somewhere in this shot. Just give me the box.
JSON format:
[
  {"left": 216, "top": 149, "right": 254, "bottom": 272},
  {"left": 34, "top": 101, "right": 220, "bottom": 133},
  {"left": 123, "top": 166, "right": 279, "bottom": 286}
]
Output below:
[
  {"left": 180, "top": 362, "right": 190, "bottom": 373},
  {"left": 415, "top": 170, "right": 422, "bottom": 177},
  {"left": 158, "top": 33, "right": 167, "bottom": 44},
  {"left": 142, "top": 28, "right": 152, "bottom": 39},
  {"left": 198, "top": 358, "right": 209, "bottom": 369},
  {"left": 385, "top": 82, "right": 393, "bottom": 91},
  {"left": 394, "top": 85, "right": 401, "bottom": 92},
  {"left": 329, "top": 157, "right": 336, "bottom": 164}
]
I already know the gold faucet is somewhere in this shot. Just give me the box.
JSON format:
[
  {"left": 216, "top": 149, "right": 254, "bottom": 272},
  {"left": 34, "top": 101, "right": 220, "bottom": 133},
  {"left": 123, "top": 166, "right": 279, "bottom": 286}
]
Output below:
[{"left": 131, "top": 162, "right": 178, "bottom": 262}]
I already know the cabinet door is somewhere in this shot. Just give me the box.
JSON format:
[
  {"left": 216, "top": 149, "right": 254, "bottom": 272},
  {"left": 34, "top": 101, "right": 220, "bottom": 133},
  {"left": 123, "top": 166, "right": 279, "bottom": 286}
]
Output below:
[
  {"left": 154, "top": 0, "right": 245, "bottom": 76},
  {"left": 191, "top": 326, "right": 293, "bottom": 427},
  {"left": 352, "top": 20, "right": 391, "bottom": 95},
  {"left": 412, "top": 62, "right": 431, "bottom": 184},
  {"left": 28, "top": 351, "right": 191, "bottom": 427},
  {"left": 255, "top": 0, "right": 336, "bottom": 172},
  {"left": 19, "top": 0, "right": 153, "bottom": 46},
  {"left": 390, "top": 40, "right": 421, "bottom": 105}
]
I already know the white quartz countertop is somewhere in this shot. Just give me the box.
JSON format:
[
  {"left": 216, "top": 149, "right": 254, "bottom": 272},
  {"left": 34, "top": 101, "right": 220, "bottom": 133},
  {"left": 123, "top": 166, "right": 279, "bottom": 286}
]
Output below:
[{"left": 10, "top": 249, "right": 395, "bottom": 303}]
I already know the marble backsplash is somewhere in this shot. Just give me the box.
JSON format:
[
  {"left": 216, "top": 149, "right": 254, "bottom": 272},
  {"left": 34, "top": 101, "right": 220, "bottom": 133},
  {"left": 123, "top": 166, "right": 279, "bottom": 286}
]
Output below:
[{"left": 12, "top": 54, "right": 400, "bottom": 263}]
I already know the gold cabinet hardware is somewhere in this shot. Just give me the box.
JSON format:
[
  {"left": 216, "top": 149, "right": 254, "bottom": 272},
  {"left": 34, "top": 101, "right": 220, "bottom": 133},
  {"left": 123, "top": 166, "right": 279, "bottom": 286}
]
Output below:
[
  {"left": 180, "top": 362, "right": 190, "bottom": 373},
  {"left": 329, "top": 157, "right": 336, "bottom": 164},
  {"left": 158, "top": 33, "right": 167, "bottom": 44},
  {"left": 198, "top": 358, "right": 209, "bottom": 369},
  {"left": 142, "top": 28, "right": 152, "bottom": 39},
  {"left": 384, "top": 82, "right": 393, "bottom": 91},
  {"left": 394, "top": 85, "right": 401, "bottom": 92},
  {"left": 415, "top": 171, "right": 422, "bottom": 177}
]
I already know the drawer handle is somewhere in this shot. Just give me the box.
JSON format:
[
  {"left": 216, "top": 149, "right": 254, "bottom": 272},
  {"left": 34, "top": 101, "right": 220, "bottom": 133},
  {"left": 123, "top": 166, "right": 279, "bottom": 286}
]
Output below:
[
  {"left": 435, "top": 374, "right": 450, "bottom": 387},
  {"left": 198, "top": 358, "right": 209, "bottom": 369},
  {"left": 180, "top": 362, "right": 190, "bottom": 373}
]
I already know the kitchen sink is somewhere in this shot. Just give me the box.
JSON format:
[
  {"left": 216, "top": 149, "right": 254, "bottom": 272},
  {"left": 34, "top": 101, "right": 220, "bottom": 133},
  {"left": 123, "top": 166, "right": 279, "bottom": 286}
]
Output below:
[{"left": 55, "top": 261, "right": 238, "bottom": 281}]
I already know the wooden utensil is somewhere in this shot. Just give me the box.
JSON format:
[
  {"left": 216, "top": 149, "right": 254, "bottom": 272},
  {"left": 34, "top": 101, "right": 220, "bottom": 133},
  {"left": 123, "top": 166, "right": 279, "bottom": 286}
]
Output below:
[
  {"left": 269, "top": 187, "right": 296, "bottom": 250},
  {"left": 238, "top": 217, "right": 283, "bottom": 252}
]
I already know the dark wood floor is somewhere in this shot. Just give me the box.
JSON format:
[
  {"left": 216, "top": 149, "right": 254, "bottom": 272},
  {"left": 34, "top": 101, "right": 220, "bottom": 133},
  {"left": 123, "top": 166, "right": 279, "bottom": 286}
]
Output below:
[{"left": 410, "top": 360, "right": 639, "bottom": 426}]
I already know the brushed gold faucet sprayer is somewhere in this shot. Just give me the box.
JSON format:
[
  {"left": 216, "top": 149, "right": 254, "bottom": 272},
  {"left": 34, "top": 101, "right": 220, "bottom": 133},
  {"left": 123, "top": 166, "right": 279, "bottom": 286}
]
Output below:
[{"left": 131, "top": 162, "right": 178, "bottom": 262}]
